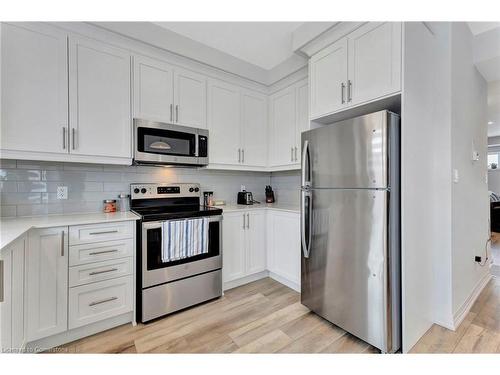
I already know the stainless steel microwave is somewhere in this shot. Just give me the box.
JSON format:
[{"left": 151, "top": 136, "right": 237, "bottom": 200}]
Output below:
[{"left": 133, "top": 119, "right": 208, "bottom": 167}]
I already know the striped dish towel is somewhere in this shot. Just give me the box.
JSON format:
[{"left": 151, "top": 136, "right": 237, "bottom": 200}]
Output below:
[{"left": 161, "top": 218, "right": 209, "bottom": 262}]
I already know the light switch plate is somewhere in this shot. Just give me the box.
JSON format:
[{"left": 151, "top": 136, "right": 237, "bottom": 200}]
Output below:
[
  {"left": 453, "top": 169, "right": 459, "bottom": 183},
  {"left": 56, "top": 186, "right": 68, "bottom": 200}
]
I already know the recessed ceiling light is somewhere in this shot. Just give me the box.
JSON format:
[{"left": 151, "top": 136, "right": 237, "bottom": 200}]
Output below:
[{"left": 488, "top": 121, "right": 495, "bottom": 125}]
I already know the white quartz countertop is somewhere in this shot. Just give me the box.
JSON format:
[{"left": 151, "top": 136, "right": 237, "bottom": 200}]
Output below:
[
  {"left": 215, "top": 203, "right": 300, "bottom": 214},
  {"left": 0, "top": 211, "right": 140, "bottom": 251}
]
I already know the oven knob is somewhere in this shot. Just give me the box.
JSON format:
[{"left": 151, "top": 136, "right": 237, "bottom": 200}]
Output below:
[
  {"left": 141, "top": 188, "right": 147, "bottom": 194},
  {"left": 133, "top": 188, "right": 140, "bottom": 194},
  {"left": 189, "top": 187, "right": 194, "bottom": 192},
  {"left": 194, "top": 187, "right": 200, "bottom": 192}
]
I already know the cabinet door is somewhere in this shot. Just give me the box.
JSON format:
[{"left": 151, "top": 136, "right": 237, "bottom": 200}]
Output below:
[
  {"left": 26, "top": 227, "right": 68, "bottom": 341},
  {"left": 241, "top": 90, "right": 268, "bottom": 167},
  {"left": 309, "top": 38, "right": 348, "bottom": 119},
  {"left": 0, "top": 236, "right": 25, "bottom": 352},
  {"left": 69, "top": 36, "right": 131, "bottom": 158},
  {"left": 222, "top": 213, "right": 246, "bottom": 283},
  {"left": 347, "top": 22, "right": 402, "bottom": 105},
  {"left": 207, "top": 79, "right": 241, "bottom": 165},
  {"left": 174, "top": 68, "right": 207, "bottom": 128},
  {"left": 269, "top": 86, "right": 296, "bottom": 167},
  {"left": 1, "top": 23, "right": 68, "bottom": 154},
  {"left": 245, "top": 210, "right": 267, "bottom": 275},
  {"left": 295, "top": 80, "right": 309, "bottom": 164},
  {"left": 268, "top": 212, "right": 300, "bottom": 285},
  {"left": 133, "top": 55, "right": 174, "bottom": 123}
]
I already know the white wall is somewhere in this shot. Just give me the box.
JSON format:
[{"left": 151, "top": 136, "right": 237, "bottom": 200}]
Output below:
[
  {"left": 450, "top": 22, "right": 490, "bottom": 320},
  {"left": 401, "top": 22, "right": 453, "bottom": 352}
]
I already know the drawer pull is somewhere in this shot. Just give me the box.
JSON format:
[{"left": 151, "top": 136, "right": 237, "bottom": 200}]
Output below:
[
  {"left": 88, "top": 249, "right": 119, "bottom": 256},
  {"left": 89, "top": 230, "right": 119, "bottom": 235},
  {"left": 89, "top": 268, "right": 118, "bottom": 276},
  {"left": 89, "top": 296, "right": 118, "bottom": 307}
]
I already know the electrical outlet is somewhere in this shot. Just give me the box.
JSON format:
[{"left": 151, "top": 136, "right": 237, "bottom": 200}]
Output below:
[
  {"left": 475, "top": 256, "right": 482, "bottom": 263},
  {"left": 240, "top": 185, "right": 246, "bottom": 192},
  {"left": 56, "top": 186, "right": 68, "bottom": 200}
]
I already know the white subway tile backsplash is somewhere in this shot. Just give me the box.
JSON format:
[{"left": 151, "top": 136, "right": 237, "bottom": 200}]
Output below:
[{"left": 1, "top": 160, "right": 309, "bottom": 217}]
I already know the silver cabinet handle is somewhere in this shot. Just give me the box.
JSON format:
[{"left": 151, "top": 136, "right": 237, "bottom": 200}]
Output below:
[
  {"left": 0, "top": 259, "right": 4, "bottom": 303},
  {"left": 246, "top": 213, "right": 250, "bottom": 229},
  {"left": 89, "top": 249, "right": 118, "bottom": 256},
  {"left": 238, "top": 148, "right": 241, "bottom": 163},
  {"left": 294, "top": 147, "right": 298, "bottom": 162},
  {"left": 291, "top": 147, "right": 294, "bottom": 162},
  {"left": 175, "top": 105, "right": 179, "bottom": 122},
  {"left": 89, "top": 296, "right": 118, "bottom": 307},
  {"left": 242, "top": 149, "right": 245, "bottom": 164},
  {"left": 72, "top": 128, "right": 76, "bottom": 150},
  {"left": 347, "top": 80, "right": 352, "bottom": 102},
  {"left": 89, "top": 230, "right": 119, "bottom": 236},
  {"left": 242, "top": 213, "right": 246, "bottom": 229},
  {"left": 341, "top": 82, "right": 346, "bottom": 104},
  {"left": 170, "top": 104, "right": 173, "bottom": 122},
  {"left": 62, "top": 127, "right": 67, "bottom": 149},
  {"left": 61, "top": 230, "right": 65, "bottom": 257},
  {"left": 89, "top": 268, "right": 118, "bottom": 276}
]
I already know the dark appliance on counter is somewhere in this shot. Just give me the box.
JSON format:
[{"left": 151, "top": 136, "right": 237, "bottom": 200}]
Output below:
[
  {"left": 265, "top": 185, "right": 275, "bottom": 203},
  {"left": 237, "top": 191, "right": 254, "bottom": 205},
  {"left": 131, "top": 183, "right": 223, "bottom": 323}
]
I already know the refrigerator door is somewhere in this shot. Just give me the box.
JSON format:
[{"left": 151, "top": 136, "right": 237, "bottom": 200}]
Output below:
[
  {"left": 301, "top": 188, "right": 392, "bottom": 352},
  {"left": 301, "top": 110, "right": 389, "bottom": 189}
]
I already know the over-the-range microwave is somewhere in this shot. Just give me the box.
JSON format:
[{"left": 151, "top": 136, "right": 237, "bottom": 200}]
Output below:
[{"left": 133, "top": 119, "right": 208, "bottom": 167}]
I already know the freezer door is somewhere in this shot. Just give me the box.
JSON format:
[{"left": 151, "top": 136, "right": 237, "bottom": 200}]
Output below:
[
  {"left": 302, "top": 110, "right": 390, "bottom": 189},
  {"left": 301, "top": 188, "right": 392, "bottom": 352}
]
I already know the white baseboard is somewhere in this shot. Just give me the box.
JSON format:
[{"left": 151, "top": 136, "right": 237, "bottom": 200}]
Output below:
[
  {"left": 268, "top": 271, "right": 300, "bottom": 292},
  {"left": 223, "top": 271, "right": 269, "bottom": 291},
  {"left": 452, "top": 271, "right": 492, "bottom": 330},
  {"left": 24, "top": 312, "right": 133, "bottom": 352}
]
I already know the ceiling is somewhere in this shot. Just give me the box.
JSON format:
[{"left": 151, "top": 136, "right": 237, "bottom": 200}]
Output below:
[
  {"left": 468, "top": 22, "right": 500, "bottom": 36},
  {"left": 154, "top": 22, "right": 304, "bottom": 70}
]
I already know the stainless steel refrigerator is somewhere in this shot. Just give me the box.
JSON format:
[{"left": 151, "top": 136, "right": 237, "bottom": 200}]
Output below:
[{"left": 300, "top": 110, "right": 401, "bottom": 353}]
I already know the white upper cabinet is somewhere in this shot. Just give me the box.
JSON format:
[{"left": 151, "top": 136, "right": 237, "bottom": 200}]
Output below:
[
  {"left": 309, "top": 22, "right": 402, "bottom": 120},
  {"left": 0, "top": 23, "right": 68, "bottom": 154},
  {"left": 207, "top": 79, "right": 241, "bottom": 165},
  {"left": 133, "top": 55, "right": 174, "bottom": 123},
  {"left": 26, "top": 227, "right": 68, "bottom": 342},
  {"left": 309, "top": 38, "right": 348, "bottom": 119},
  {"left": 241, "top": 90, "right": 268, "bottom": 167},
  {"left": 174, "top": 68, "right": 207, "bottom": 128},
  {"left": 269, "top": 79, "right": 309, "bottom": 168},
  {"left": 69, "top": 36, "right": 131, "bottom": 158},
  {"left": 347, "top": 22, "right": 402, "bottom": 105},
  {"left": 269, "top": 86, "right": 296, "bottom": 167}
]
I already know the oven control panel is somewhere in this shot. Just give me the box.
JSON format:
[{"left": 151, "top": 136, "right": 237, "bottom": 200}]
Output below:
[{"left": 130, "top": 183, "right": 200, "bottom": 199}]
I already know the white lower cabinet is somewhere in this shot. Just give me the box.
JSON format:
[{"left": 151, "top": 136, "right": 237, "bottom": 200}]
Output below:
[
  {"left": 222, "top": 210, "right": 267, "bottom": 286},
  {"left": 0, "top": 236, "right": 26, "bottom": 352},
  {"left": 26, "top": 227, "right": 68, "bottom": 342},
  {"left": 267, "top": 211, "right": 301, "bottom": 288}
]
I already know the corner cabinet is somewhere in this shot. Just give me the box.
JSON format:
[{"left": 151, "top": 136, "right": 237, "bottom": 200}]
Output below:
[
  {"left": 26, "top": 227, "right": 69, "bottom": 342},
  {"left": 133, "top": 55, "right": 207, "bottom": 128},
  {"left": 269, "top": 79, "right": 309, "bottom": 169},
  {"left": 222, "top": 210, "right": 266, "bottom": 287},
  {"left": 309, "top": 22, "right": 402, "bottom": 120},
  {"left": 207, "top": 79, "right": 268, "bottom": 168},
  {"left": 0, "top": 236, "right": 26, "bottom": 352}
]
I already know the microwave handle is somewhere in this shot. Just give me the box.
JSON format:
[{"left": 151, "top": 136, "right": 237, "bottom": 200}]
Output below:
[{"left": 195, "top": 134, "right": 199, "bottom": 157}]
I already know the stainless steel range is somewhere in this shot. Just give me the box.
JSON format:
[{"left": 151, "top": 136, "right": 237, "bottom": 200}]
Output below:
[{"left": 130, "top": 183, "right": 223, "bottom": 322}]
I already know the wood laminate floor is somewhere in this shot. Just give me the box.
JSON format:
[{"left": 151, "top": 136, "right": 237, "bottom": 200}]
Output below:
[
  {"left": 411, "top": 276, "right": 500, "bottom": 353},
  {"left": 56, "top": 278, "right": 378, "bottom": 354}
]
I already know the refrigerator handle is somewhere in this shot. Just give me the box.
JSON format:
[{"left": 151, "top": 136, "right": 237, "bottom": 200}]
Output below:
[
  {"left": 301, "top": 189, "right": 312, "bottom": 258},
  {"left": 301, "top": 140, "right": 310, "bottom": 187}
]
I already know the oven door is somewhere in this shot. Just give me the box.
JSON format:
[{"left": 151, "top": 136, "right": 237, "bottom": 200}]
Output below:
[
  {"left": 134, "top": 119, "right": 208, "bottom": 166},
  {"left": 141, "top": 215, "right": 222, "bottom": 288}
]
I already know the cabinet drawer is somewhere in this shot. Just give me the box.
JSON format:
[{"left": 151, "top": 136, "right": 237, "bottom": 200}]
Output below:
[
  {"left": 68, "top": 276, "right": 133, "bottom": 329},
  {"left": 69, "top": 239, "right": 134, "bottom": 266},
  {"left": 69, "top": 257, "right": 133, "bottom": 287},
  {"left": 69, "top": 221, "right": 134, "bottom": 245}
]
